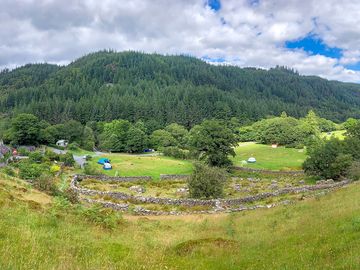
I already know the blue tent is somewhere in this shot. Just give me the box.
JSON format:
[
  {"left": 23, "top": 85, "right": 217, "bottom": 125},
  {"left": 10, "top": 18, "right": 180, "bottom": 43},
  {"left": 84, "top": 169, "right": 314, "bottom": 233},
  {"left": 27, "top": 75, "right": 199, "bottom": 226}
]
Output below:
[{"left": 97, "top": 158, "right": 110, "bottom": 165}]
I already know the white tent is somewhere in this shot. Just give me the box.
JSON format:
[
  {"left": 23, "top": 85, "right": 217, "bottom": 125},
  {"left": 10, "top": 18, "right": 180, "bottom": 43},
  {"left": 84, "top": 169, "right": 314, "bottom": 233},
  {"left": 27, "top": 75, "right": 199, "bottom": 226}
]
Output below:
[
  {"left": 247, "top": 157, "right": 256, "bottom": 163},
  {"left": 103, "top": 162, "right": 112, "bottom": 170}
]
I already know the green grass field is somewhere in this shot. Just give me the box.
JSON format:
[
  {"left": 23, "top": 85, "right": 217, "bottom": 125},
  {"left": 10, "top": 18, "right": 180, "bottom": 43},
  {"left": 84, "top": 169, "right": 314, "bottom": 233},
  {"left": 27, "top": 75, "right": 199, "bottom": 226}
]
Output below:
[
  {"left": 231, "top": 142, "right": 307, "bottom": 171},
  {"left": 321, "top": 130, "right": 346, "bottom": 140},
  {"left": 88, "top": 153, "right": 193, "bottom": 179},
  {"left": 1, "top": 174, "right": 360, "bottom": 269}
]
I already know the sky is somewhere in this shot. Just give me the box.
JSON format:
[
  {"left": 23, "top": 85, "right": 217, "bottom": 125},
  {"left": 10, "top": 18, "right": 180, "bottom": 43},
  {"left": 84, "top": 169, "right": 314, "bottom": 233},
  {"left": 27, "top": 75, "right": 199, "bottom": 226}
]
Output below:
[{"left": 1, "top": 0, "right": 360, "bottom": 82}]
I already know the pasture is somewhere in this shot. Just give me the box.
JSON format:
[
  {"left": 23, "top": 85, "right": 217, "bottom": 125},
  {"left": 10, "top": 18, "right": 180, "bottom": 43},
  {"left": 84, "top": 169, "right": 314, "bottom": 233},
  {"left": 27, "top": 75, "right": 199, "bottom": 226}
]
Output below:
[
  {"left": 87, "top": 153, "right": 193, "bottom": 179},
  {"left": 231, "top": 142, "right": 307, "bottom": 171}
]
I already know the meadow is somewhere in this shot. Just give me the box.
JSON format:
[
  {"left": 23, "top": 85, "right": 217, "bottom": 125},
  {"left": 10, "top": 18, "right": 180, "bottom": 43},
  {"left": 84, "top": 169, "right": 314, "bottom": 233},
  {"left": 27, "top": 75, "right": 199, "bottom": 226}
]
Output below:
[
  {"left": 1, "top": 173, "right": 360, "bottom": 269},
  {"left": 231, "top": 142, "right": 307, "bottom": 171},
  {"left": 87, "top": 153, "right": 193, "bottom": 179},
  {"left": 321, "top": 130, "right": 346, "bottom": 140}
]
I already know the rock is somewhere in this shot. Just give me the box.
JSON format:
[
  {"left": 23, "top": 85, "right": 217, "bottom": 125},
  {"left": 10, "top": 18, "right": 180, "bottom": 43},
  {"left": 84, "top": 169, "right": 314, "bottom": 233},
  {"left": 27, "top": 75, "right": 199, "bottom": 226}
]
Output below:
[
  {"left": 271, "top": 180, "right": 278, "bottom": 184},
  {"left": 269, "top": 184, "right": 278, "bottom": 190},
  {"left": 233, "top": 184, "right": 242, "bottom": 192},
  {"left": 176, "top": 187, "right": 189, "bottom": 194},
  {"left": 285, "top": 183, "right": 292, "bottom": 188},
  {"left": 316, "top": 180, "right": 326, "bottom": 185},
  {"left": 214, "top": 200, "right": 224, "bottom": 211},
  {"left": 325, "top": 179, "right": 334, "bottom": 184},
  {"left": 129, "top": 185, "right": 146, "bottom": 193},
  {"left": 298, "top": 180, "right": 305, "bottom": 185}
]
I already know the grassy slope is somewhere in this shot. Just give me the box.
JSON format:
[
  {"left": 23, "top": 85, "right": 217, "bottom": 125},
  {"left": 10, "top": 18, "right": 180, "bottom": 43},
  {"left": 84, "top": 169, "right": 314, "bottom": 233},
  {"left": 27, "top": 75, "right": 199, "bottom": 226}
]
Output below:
[
  {"left": 1, "top": 174, "right": 360, "bottom": 269},
  {"left": 88, "top": 153, "right": 193, "bottom": 179},
  {"left": 231, "top": 142, "right": 307, "bottom": 171}
]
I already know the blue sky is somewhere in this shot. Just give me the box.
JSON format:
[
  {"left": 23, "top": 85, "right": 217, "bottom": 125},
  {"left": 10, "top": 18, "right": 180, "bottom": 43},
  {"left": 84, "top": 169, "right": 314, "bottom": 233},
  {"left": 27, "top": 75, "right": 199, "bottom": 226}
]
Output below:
[
  {"left": 285, "top": 35, "right": 342, "bottom": 59},
  {"left": 1, "top": 0, "right": 360, "bottom": 82}
]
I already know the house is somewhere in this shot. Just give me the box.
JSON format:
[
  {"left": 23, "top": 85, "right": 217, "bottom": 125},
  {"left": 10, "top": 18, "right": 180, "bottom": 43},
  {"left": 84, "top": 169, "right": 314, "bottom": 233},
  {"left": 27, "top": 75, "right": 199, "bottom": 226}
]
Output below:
[{"left": 56, "top": 140, "right": 69, "bottom": 147}]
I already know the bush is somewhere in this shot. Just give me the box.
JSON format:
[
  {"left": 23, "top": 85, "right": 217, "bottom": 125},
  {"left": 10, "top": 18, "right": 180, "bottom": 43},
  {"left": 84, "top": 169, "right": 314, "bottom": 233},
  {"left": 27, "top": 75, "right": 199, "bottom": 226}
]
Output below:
[
  {"left": 61, "top": 188, "right": 79, "bottom": 204},
  {"left": 45, "top": 150, "right": 61, "bottom": 161},
  {"left": 60, "top": 152, "right": 75, "bottom": 167},
  {"left": 162, "top": 146, "right": 188, "bottom": 159},
  {"left": 17, "top": 148, "right": 30, "bottom": 156},
  {"left": 67, "top": 142, "right": 80, "bottom": 151},
  {"left": 2, "top": 166, "right": 16, "bottom": 177},
  {"left": 33, "top": 174, "right": 59, "bottom": 196},
  {"left": 18, "top": 162, "right": 43, "bottom": 180},
  {"left": 83, "top": 163, "right": 101, "bottom": 175},
  {"left": 50, "top": 164, "right": 61, "bottom": 175},
  {"left": 78, "top": 204, "right": 123, "bottom": 229},
  {"left": 348, "top": 161, "right": 360, "bottom": 181},
  {"left": 188, "top": 162, "right": 227, "bottom": 199},
  {"left": 29, "top": 151, "right": 43, "bottom": 163},
  {"left": 303, "top": 138, "right": 355, "bottom": 180}
]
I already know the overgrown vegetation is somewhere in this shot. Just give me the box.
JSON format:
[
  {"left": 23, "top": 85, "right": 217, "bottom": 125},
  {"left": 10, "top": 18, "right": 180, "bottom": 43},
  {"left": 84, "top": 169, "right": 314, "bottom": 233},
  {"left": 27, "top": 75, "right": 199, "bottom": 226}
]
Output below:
[
  {"left": 303, "top": 119, "right": 360, "bottom": 180},
  {"left": 188, "top": 162, "right": 227, "bottom": 199}
]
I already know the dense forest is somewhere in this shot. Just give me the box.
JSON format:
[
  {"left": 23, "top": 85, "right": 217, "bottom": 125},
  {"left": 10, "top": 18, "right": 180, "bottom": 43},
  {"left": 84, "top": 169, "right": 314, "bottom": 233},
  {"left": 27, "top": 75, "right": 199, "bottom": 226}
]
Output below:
[{"left": 1, "top": 50, "right": 360, "bottom": 127}]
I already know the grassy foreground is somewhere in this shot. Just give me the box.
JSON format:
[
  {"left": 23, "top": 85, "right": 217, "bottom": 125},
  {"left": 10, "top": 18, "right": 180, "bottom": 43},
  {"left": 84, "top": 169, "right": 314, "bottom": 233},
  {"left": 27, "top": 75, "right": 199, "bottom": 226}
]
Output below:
[
  {"left": 231, "top": 142, "right": 307, "bottom": 171},
  {"left": 1, "top": 174, "right": 360, "bottom": 269}
]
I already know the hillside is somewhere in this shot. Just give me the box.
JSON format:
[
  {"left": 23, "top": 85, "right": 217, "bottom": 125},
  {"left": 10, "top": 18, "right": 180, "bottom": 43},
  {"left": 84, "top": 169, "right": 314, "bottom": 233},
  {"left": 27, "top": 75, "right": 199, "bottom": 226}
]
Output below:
[
  {"left": 1, "top": 174, "right": 360, "bottom": 269},
  {"left": 1, "top": 51, "right": 360, "bottom": 126}
]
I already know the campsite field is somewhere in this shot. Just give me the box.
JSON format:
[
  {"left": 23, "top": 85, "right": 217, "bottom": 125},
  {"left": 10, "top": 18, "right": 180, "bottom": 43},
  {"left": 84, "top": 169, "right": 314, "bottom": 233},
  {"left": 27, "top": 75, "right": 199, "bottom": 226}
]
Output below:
[
  {"left": 1, "top": 173, "right": 360, "bottom": 269},
  {"left": 231, "top": 142, "right": 307, "bottom": 171},
  {"left": 88, "top": 153, "right": 193, "bottom": 179},
  {"left": 321, "top": 130, "right": 346, "bottom": 140}
]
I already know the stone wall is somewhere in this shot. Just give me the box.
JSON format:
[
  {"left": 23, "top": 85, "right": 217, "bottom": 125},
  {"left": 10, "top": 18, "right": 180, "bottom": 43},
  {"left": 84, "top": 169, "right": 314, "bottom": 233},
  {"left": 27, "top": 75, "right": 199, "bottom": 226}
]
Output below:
[
  {"left": 77, "top": 174, "right": 152, "bottom": 182},
  {"left": 231, "top": 166, "right": 304, "bottom": 175},
  {"left": 159, "top": 174, "right": 190, "bottom": 180},
  {"left": 71, "top": 175, "right": 350, "bottom": 208}
]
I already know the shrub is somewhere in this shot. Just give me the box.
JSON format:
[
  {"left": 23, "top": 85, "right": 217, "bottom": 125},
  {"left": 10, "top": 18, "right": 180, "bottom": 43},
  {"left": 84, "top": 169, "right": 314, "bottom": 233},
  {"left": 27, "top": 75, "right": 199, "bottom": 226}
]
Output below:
[
  {"left": 60, "top": 152, "right": 75, "bottom": 167},
  {"left": 17, "top": 148, "right": 30, "bottom": 156},
  {"left": 188, "top": 162, "right": 227, "bottom": 199},
  {"left": 67, "top": 142, "right": 80, "bottom": 151},
  {"left": 45, "top": 150, "right": 61, "bottom": 161},
  {"left": 61, "top": 188, "right": 79, "bottom": 203},
  {"left": 18, "top": 162, "right": 43, "bottom": 180},
  {"left": 50, "top": 164, "right": 61, "bottom": 175},
  {"left": 348, "top": 161, "right": 360, "bottom": 181},
  {"left": 29, "top": 151, "right": 43, "bottom": 163},
  {"left": 33, "top": 174, "right": 59, "bottom": 196},
  {"left": 83, "top": 163, "right": 101, "bottom": 175},
  {"left": 162, "top": 146, "right": 188, "bottom": 159},
  {"left": 78, "top": 204, "right": 123, "bottom": 229},
  {"left": 2, "top": 166, "right": 16, "bottom": 177}
]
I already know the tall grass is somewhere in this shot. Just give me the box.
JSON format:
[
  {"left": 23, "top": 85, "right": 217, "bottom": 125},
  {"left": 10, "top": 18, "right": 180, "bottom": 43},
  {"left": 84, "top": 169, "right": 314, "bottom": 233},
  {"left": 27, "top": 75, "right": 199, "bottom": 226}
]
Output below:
[{"left": 1, "top": 175, "right": 360, "bottom": 269}]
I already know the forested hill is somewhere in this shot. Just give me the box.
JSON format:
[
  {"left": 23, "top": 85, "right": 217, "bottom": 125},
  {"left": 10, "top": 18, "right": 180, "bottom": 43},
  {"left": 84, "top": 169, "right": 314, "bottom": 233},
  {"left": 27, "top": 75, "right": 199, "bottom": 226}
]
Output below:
[{"left": 1, "top": 50, "right": 360, "bottom": 127}]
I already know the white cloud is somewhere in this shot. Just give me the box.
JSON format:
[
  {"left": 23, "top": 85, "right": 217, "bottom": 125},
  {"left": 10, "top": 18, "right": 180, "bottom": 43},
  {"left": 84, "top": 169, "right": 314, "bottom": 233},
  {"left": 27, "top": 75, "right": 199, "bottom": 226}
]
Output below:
[{"left": 0, "top": 0, "right": 360, "bottom": 82}]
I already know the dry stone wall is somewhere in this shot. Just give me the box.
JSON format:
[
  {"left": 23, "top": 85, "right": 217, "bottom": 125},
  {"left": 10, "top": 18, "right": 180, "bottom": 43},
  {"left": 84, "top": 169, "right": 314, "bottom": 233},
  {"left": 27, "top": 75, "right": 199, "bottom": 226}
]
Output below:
[
  {"left": 71, "top": 175, "right": 350, "bottom": 211},
  {"left": 232, "top": 166, "right": 304, "bottom": 175}
]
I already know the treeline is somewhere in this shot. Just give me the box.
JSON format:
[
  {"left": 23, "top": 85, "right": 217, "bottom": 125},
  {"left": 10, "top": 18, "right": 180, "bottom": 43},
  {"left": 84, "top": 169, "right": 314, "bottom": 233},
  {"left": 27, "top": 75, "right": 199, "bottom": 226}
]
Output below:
[
  {"left": 304, "top": 119, "right": 360, "bottom": 180},
  {"left": 238, "top": 110, "right": 341, "bottom": 147},
  {"left": 1, "top": 113, "right": 238, "bottom": 167},
  {"left": 1, "top": 51, "right": 360, "bottom": 127}
]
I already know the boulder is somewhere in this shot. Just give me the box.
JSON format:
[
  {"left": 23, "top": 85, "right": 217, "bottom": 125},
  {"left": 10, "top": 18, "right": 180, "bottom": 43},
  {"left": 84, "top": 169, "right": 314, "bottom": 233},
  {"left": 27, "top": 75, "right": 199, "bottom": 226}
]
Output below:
[{"left": 129, "top": 185, "right": 146, "bottom": 193}]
